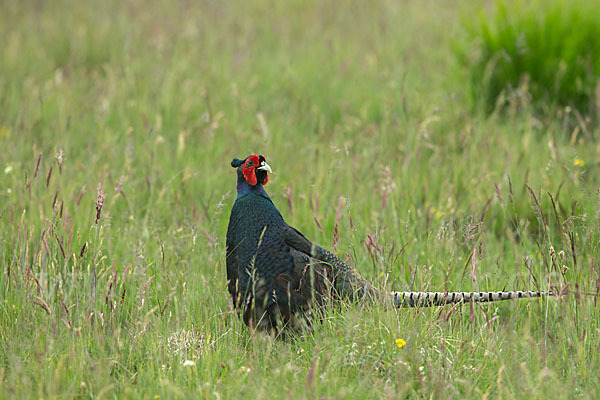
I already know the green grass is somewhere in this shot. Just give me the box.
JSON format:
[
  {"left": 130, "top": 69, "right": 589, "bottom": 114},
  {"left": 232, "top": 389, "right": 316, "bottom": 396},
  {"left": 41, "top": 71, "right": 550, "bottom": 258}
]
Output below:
[
  {"left": 1, "top": 0, "right": 599, "bottom": 398},
  {"left": 457, "top": 0, "right": 600, "bottom": 118}
]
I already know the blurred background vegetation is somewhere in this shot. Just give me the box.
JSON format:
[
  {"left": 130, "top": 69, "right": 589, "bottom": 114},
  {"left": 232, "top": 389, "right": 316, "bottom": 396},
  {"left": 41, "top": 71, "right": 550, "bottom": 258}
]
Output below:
[
  {"left": 458, "top": 0, "right": 600, "bottom": 119},
  {"left": 0, "top": 0, "right": 598, "bottom": 398}
]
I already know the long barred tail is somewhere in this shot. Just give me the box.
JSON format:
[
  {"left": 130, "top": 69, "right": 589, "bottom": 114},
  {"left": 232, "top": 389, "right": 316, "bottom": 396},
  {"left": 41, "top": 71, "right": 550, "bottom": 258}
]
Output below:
[
  {"left": 290, "top": 236, "right": 556, "bottom": 309},
  {"left": 391, "top": 291, "right": 553, "bottom": 307}
]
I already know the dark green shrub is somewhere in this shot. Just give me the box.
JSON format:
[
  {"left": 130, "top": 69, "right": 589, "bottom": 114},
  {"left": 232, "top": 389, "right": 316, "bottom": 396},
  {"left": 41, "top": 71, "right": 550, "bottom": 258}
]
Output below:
[{"left": 458, "top": 0, "right": 600, "bottom": 117}]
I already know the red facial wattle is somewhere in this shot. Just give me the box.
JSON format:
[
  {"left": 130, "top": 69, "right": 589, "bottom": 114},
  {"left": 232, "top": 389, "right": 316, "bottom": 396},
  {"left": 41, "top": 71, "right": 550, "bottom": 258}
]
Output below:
[
  {"left": 242, "top": 154, "right": 270, "bottom": 186},
  {"left": 242, "top": 155, "right": 259, "bottom": 186}
]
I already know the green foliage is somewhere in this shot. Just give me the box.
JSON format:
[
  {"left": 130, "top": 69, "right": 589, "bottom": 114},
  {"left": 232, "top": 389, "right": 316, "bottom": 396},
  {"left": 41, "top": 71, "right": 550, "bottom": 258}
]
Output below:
[
  {"left": 0, "top": 0, "right": 599, "bottom": 398},
  {"left": 458, "top": 0, "right": 600, "bottom": 117}
]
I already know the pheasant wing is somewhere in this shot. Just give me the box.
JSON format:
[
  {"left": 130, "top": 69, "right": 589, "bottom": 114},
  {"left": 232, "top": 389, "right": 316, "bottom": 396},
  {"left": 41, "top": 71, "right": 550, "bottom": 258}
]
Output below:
[{"left": 282, "top": 224, "right": 379, "bottom": 301}]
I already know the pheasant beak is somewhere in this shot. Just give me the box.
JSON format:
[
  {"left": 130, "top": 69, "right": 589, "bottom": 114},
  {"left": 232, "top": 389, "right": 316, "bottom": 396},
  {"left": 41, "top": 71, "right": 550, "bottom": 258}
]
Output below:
[{"left": 257, "top": 161, "right": 272, "bottom": 173}]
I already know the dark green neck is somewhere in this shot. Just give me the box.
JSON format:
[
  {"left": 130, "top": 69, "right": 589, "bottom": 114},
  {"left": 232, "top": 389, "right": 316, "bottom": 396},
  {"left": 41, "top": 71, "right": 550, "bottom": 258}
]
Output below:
[{"left": 236, "top": 177, "right": 270, "bottom": 200}]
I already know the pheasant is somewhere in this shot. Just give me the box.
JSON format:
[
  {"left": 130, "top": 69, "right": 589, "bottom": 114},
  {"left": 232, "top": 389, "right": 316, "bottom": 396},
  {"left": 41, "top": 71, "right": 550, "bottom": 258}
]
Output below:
[{"left": 226, "top": 154, "right": 552, "bottom": 332}]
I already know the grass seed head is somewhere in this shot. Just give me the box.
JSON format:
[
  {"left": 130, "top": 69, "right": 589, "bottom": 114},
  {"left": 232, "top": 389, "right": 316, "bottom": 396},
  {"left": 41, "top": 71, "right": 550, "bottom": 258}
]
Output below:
[{"left": 95, "top": 183, "right": 106, "bottom": 224}]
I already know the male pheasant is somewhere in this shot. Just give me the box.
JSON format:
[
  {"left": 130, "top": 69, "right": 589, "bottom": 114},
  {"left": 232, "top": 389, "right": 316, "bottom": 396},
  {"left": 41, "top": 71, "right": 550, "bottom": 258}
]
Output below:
[{"left": 226, "top": 155, "right": 552, "bottom": 332}]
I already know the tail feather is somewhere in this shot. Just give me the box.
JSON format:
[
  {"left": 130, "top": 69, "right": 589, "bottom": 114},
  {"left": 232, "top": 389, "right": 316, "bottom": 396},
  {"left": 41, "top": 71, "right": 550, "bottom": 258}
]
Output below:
[
  {"left": 282, "top": 228, "right": 555, "bottom": 309},
  {"left": 391, "top": 291, "right": 553, "bottom": 307}
]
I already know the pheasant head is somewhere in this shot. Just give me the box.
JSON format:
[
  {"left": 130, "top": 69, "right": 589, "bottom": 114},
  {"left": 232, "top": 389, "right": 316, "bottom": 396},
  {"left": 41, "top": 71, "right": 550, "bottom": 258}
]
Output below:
[{"left": 231, "top": 155, "right": 272, "bottom": 195}]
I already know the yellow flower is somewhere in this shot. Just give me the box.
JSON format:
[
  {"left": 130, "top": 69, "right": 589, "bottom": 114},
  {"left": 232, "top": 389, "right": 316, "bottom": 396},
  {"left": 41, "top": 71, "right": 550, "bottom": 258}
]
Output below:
[
  {"left": 154, "top": 396, "right": 160, "bottom": 399},
  {"left": 574, "top": 158, "right": 585, "bottom": 167},
  {"left": 395, "top": 338, "right": 406, "bottom": 348}
]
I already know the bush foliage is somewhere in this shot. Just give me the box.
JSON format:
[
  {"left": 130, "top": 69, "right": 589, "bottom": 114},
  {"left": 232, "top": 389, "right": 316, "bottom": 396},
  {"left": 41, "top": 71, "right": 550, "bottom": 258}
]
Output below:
[{"left": 459, "top": 0, "right": 600, "bottom": 117}]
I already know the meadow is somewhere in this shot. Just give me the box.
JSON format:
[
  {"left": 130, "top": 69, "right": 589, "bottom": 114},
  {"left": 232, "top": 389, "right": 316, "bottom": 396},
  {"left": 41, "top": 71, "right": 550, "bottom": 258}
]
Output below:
[{"left": 1, "top": 0, "right": 599, "bottom": 398}]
